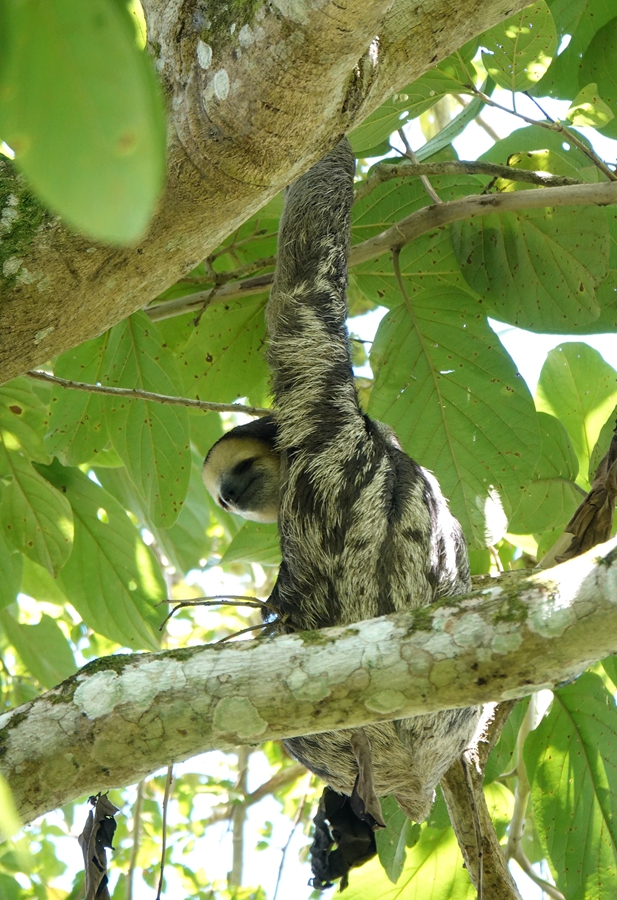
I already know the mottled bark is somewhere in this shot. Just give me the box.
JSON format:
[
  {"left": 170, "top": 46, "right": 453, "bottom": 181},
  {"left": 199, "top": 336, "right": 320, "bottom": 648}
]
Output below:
[
  {"left": 0, "top": 0, "right": 530, "bottom": 385},
  {"left": 1, "top": 537, "right": 616, "bottom": 825}
]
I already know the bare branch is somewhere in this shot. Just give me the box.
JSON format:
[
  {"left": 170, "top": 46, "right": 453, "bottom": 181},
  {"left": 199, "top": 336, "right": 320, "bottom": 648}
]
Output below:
[
  {"left": 27, "top": 370, "right": 271, "bottom": 418},
  {"left": 2, "top": 538, "right": 617, "bottom": 825},
  {"left": 148, "top": 180, "right": 617, "bottom": 321}
]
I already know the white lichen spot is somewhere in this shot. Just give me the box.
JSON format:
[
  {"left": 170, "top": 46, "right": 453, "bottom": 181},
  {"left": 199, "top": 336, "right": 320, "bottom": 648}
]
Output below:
[
  {"left": 213, "top": 69, "right": 230, "bottom": 101},
  {"left": 365, "top": 689, "right": 407, "bottom": 713},
  {"left": 230, "top": 22, "right": 236, "bottom": 34},
  {"left": 85, "top": 246, "right": 98, "bottom": 253},
  {"left": 75, "top": 671, "right": 122, "bottom": 718},
  {"left": 34, "top": 325, "right": 54, "bottom": 345},
  {"left": 527, "top": 589, "right": 575, "bottom": 638},
  {"left": 368, "top": 36, "right": 380, "bottom": 67},
  {"left": 362, "top": 618, "right": 394, "bottom": 644},
  {"left": 16, "top": 266, "right": 36, "bottom": 285},
  {"left": 238, "top": 24, "right": 254, "bottom": 47},
  {"left": 1, "top": 204, "right": 19, "bottom": 232},
  {"left": 212, "top": 696, "right": 267, "bottom": 738},
  {"left": 3, "top": 256, "right": 22, "bottom": 276},
  {"left": 502, "top": 682, "right": 553, "bottom": 700},
  {"left": 452, "top": 613, "right": 486, "bottom": 649},
  {"left": 120, "top": 659, "right": 186, "bottom": 707},
  {"left": 36, "top": 275, "right": 51, "bottom": 292},
  {"left": 423, "top": 631, "right": 457, "bottom": 658},
  {"left": 491, "top": 631, "right": 522, "bottom": 654},
  {"left": 293, "top": 677, "right": 331, "bottom": 701},
  {"left": 271, "top": 0, "right": 308, "bottom": 24},
  {"left": 197, "top": 40, "right": 213, "bottom": 69}
]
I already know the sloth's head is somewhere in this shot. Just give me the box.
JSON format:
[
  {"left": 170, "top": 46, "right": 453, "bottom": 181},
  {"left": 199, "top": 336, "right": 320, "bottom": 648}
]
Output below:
[{"left": 202, "top": 415, "right": 280, "bottom": 523}]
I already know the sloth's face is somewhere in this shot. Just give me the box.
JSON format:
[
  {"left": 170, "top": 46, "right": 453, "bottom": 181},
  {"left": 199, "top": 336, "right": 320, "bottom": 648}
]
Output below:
[{"left": 202, "top": 435, "right": 280, "bottom": 523}]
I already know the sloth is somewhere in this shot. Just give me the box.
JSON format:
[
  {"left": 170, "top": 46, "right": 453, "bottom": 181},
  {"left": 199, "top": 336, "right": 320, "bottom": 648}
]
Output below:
[{"left": 203, "top": 139, "right": 481, "bottom": 888}]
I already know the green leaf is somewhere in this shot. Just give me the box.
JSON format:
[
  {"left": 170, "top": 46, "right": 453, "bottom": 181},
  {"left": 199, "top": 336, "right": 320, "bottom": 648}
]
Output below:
[
  {"left": 0, "top": 610, "right": 76, "bottom": 689},
  {"left": 509, "top": 412, "right": 581, "bottom": 534},
  {"left": 452, "top": 205, "right": 609, "bottom": 332},
  {"left": 531, "top": 0, "right": 614, "bottom": 100},
  {"left": 0, "top": 377, "right": 51, "bottom": 465},
  {"left": 588, "top": 403, "right": 617, "bottom": 482},
  {"left": 220, "top": 521, "right": 281, "bottom": 566},
  {"left": 484, "top": 698, "right": 528, "bottom": 783},
  {"left": 0, "top": 447, "right": 73, "bottom": 575},
  {"left": 0, "top": 528, "right": 22, "bottom": 612},
  {"left": 580, "top": 16, "right": 617, "bottom": 138},
  {"left": 481, "top": 0, "right": 557, "bottom": 92},
  {"left": 526, "top": 673, "right": 617, "bottom": 899},
  {"left": 179, "top": 296, "right": 270, "bottom": 407},
  {"left": 349, "top": 49, "right": 477, "bottom": 155},
  {"left": 535, "top": 343, "right": 617, "bottom": 489},
  {"left": 46, "top": 334, "right": 111, "bottom": 466},
  {"left": 0, "top": 778, "right": 21, "bottom": 843},
  {"left": 480, "top": 123, "right": 598, "bottom": 179},
  {"left": 367, "top": 288, "right": 542, "bottom": 548},
  {"left": 343, "top": 819, "right": 474, "bottom": 900},
  {"left": 20, "top": 556, "right": 68, "bottom": 607},
  {"left": 375, "top": 796, "right": 421, "bottom": 884},
  {"left": 0, "top": 0, "right": 166, "bottom": 244},
  {"left": 415, "top": 90, "right": 489, "bottom": 162},
  {"left": 40, "top": 461, "right": 165, "bottom": 650},
  {"left": 103, "top": 312, "right": 191, "bottom": 528},
  {"left": 352, "top": 173, "right": 482, "bottom": 306},
  {"left": 566, "top": 82, "right": 615, "bottom": 127}
]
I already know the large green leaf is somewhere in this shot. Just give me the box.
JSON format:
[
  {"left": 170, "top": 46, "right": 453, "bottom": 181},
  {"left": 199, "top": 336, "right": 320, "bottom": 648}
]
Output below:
[
  {"left": 40, "top": 461, "right": 165, "bottom": 650},
  {"left": 220, "top": 521, "right": 281, "bottom": 567},
  {"left": 535, "top": 343, "right": 617, "bottom": 489},
  {"left": 526, "top": 673, "right": 617, "bottom": 900},
  {"left": 0, "top": 377, "right": 51, "bottom": 465},
  {"left": 46, "top": 334, "right": 110, "bottom": 466},
  {"left": 179, "top": 296, "right": 270, "bottom": 407},
  {"left": 530, "top": 0, "right": 614, "bottom": 100},
  {"left": 103, "top": 312, "right": 191, "bottom": 528},
  {"left": 0, "top": 446, "right": 73, "bottom": 575},
  {"left": 0, "top": 0, "right": 165, "bottom": 243},
  {"left": 509, "top": 412, "right": 582, "bottom": 533},
  {"left": 367, "top": 288, "right": 541, "bottom": 547},
  {"left": 0, "top": 528, "right": 22, "bottom": 612},
  {"left": 351, "top": 174, "right": 482, "bottom": 306},
  {"left": 343, "top": 817, "right": 474, "bottom": 900},
  {"left": 451, "top": 205, "right": 609, "bottom": 332},
  {"left": 580, "top": 17, "right": 617, "bottom": 138},
  {"left": 375, "top": 796, "right": 421, "bottom": 885},
  {"left": 0, "top": 610, "right": 76, "bottom": 689},
  {"left": 349, "top": 47, "right": 478, "bottom": 155},
  {"left": 481, "top": 0, "right": 557, "bottom": 92}
]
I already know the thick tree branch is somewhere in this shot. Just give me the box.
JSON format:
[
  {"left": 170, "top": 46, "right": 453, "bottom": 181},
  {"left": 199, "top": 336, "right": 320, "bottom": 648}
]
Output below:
[
  {"left": 0, "top": 0, "right": 531, "bottom": 386},
  {"left": 2, "top": 538, "right": 617, "bottom": 826},
  {"left": 148, "top": 179, "right": 617, "bottom": 321}
]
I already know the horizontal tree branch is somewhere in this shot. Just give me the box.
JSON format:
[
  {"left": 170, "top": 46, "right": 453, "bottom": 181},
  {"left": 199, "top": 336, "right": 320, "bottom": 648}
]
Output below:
[
  {"left": 1, "top": 538, "right": 616, "bottom": 825},
  {"left": 354, "top": 159, "right": 582, "bottom": 202},
  {"left": 148, "top": 179, "right": 617, "bottom": 321},
  {"left": 26, "top": 370, "right": 271, "bottom": 417}
]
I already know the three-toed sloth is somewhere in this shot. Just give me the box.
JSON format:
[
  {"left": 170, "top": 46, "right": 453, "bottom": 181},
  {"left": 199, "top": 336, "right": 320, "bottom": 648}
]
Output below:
[{"left": 203, "top": 139, "right": 480, "bottom": 888}]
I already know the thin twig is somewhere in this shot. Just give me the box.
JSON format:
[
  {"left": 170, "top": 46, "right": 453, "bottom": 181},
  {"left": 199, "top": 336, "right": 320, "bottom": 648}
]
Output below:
[
  {"left": 229, "top": 747, "right": 251, "bottom": 888},
  {"left": 27, "top": 370, "right": 271, "bottom": 417},
  {"left": 180, "top": 255, "right": 276, "bottom": 287},
  {"left": 158, "top": 596, "right": 280, "bottom": 631},
  {"left": 214, "top": 622, "right": 273, "bottom": 644},
  {"left": 471, "top": 87, "right": 617, "bottom": 182},
  {"left": 354, "top": 159, "right": 581, "bottom": 202},
  {"left": 273, "top": 791, "right": 308, "bottom": 900},
  {"left": 505, "top": 694, "right": 539, "bottom": 862},
  {"left": 397, "top": 128, "right": 442, "bottom": 204},
  {"left": 147, "top": 179, "right": 617, "bottom": 321},
  {"left": 462, "top": 754, "right": 483, "bottom": 900},
  {"left": 127, "top": 780, "right": 145, "bottom": 900},
  {"left": 513, "top": 848, "right": 565, "bottom": 900},
  {"left": 155, "top": 766, "right": 174, "bottom": 900},
  {"left": 201, "top": 764, "right": 307, "bottom": 828}
]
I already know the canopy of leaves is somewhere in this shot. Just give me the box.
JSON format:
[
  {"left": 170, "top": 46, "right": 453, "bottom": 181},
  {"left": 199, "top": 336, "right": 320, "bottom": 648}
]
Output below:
[{"left": 2, "top": 1, "right": 617, "bottom": 898}]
